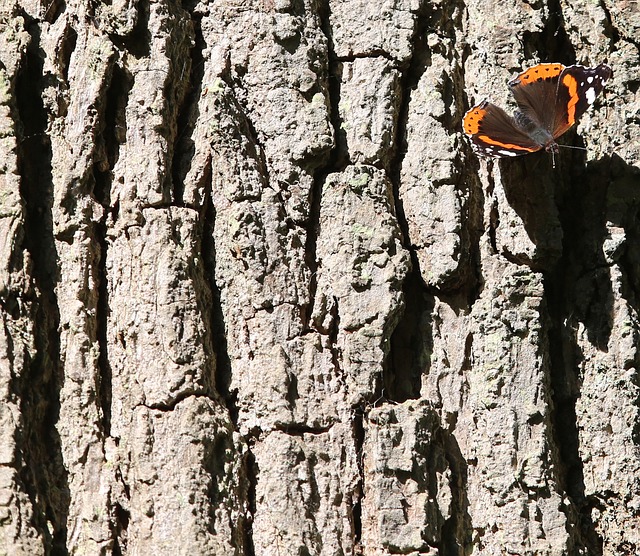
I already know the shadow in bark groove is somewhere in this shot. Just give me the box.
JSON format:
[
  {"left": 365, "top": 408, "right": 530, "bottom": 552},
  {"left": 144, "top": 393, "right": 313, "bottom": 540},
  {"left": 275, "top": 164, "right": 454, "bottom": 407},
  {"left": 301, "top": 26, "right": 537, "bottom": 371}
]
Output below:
[
  {"left": 384, "top": 2, "right": 437, "bottom": 404},
  {"left": 94, "top": 62, "right": 132, "bottom": 206},
  {"left": 440, "top": 429, "right": 471, "bottom": 556},
  {"left": 520, "top": 0, "right": 575, "bottom": 64},
  {"left": 203, "top": 431, "right": 251, "bottom": 552},
  {"left": 499, "top": 152, "right": 565, "bottom": 271},
  {"left": 486, "top": 140, "right": 638, "bottom": 556},
  {"left": 503, "top": 145, "right": 615, "bottom": 553},
  {"left": 303, "top": 0, "right": 350, "bottom": 332},
  {"left": 112, "top": 500, "right": 130, "bottom": 556},
  {"left": 242, "top": 447, "right": 258, "bottom": 556},
  {"left": 316, "top": 0, "right": 349, "bottom": 172},
  {"left": 351, "top": 409, "right": 365, "bottom": 547},
  {"left": 544, "top": 301, "right": 601, "bottom": 555},
  {"left": 172, "top": 9, "right": 205, "bottom": 205},
  {"left": 94, "top": 214, "right": 112, "bottom": 438},
  {"left": 202, "top": 189, "right": 237, "bottom": 421},
  {"left": 43, "top": 0, "right": 65, "bottom": 24},
  {"left": 93, "top": 63, "right": 133, "bottom": 444},
  {"left": 57, "top": 22, "right": 77, "bottom": 85},
  {"left": 501, "top": 147, "right": 630, "bottom": 554},
  {"left": 388, "top": 273, "right": 433, "bottom": 401},
  {"left": 15, "top": 15, "right": 69, "bottom": 555},
  {"left": 106, "top": 0, "right": 151, "bottom": 58},
  {"left": 387, "top": 0, "right": 433, "bottom": 251},
  {"left": 388, "top": 0, "right": 484, "bottom": 401}
]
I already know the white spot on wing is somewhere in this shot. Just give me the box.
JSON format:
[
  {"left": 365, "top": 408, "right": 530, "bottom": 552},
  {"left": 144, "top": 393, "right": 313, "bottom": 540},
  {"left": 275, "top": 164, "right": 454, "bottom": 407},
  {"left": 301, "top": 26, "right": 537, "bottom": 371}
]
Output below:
[
  {"left": 498, "top": 150, "right": 518, "bottom": 157},
  {"left": 586, "top": 87, "right": 596, "bottom": 105},
  {"left": 587, "top": 76, "right": 594, "bottom": 83}
]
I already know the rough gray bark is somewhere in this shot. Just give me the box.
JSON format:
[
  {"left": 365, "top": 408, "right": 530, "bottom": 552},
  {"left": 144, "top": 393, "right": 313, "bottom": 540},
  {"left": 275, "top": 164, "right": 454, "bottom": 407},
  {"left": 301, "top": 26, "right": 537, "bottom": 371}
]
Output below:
[{"left": 0, "top": 0, "right": 638, "bottom": 555}]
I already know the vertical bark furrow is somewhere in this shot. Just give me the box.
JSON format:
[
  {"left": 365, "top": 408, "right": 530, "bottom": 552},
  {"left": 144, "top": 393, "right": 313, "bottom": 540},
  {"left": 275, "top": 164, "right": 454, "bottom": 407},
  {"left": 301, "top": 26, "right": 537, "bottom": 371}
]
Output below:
[
  {"left": 94, "top": 63, "right": 132, "bottom": 207},
  {"left": 171, "top": 10, "right": 205, "bottom": 205},
  {"left": 14, "top": 13, "right": 69, "bottom": 554}
]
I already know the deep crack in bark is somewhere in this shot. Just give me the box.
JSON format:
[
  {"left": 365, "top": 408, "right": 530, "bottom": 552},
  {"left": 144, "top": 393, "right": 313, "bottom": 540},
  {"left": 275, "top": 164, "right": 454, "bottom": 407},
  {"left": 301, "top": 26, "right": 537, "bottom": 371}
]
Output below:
[
  {"left": 15, "top": 13, "right": 69, "bottom": 554},
  {"left": 171, "top": 9, "right": 205, "bottom": 205}
]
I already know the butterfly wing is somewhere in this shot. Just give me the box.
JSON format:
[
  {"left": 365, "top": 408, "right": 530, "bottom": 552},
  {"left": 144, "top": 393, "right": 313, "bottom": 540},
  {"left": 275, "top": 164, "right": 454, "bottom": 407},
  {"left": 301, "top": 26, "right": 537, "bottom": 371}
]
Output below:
[
  {"left": 463, "top": 100, "right": 542, "bottom": 157},
  {"left": 551, "top": 63, "right": 613, "bottom": 139},
  {"left": 508, "top": 63, "right": 565, "bottom": 134}
]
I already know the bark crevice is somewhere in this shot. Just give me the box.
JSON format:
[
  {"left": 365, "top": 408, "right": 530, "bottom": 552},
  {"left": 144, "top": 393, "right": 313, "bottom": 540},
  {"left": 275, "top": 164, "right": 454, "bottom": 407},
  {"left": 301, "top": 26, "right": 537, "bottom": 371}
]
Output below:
[
  {"left": 384, "top": 1, "right": 433, "bottom": 403},
  {"left": 15, "top": 15, "right": 69, "bottom": 554},
  {"left": 203, "top": 188, "right": 237, "bottom": 421},
  {"left": 94, "top": 62, "right": 133, "bottom": 207},
  {"left": 303, "top": 0, "right": 350, "bottom": 332},
  {"left": 544, "top": 164, "right": 610, "bottom": 554},
  {"left": 171, "top": 10, "right": 205, "bottom": 205},
  {"left": 95, "top": 214, "right": 112, "bottom": 437}
]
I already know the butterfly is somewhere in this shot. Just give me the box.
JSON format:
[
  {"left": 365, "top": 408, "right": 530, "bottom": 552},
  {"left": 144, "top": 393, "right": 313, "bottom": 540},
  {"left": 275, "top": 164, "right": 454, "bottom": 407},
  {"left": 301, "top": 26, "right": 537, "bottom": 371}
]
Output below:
[{"left": 463, "top": 62, "right": 612, "bottom": 165}]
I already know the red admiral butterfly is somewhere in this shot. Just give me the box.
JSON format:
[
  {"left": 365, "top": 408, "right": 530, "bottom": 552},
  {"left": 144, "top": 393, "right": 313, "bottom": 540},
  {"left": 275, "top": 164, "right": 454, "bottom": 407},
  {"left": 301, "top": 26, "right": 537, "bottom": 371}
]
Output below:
[{"left": 463, "top": 62, "right": 612, "bottom": 163}]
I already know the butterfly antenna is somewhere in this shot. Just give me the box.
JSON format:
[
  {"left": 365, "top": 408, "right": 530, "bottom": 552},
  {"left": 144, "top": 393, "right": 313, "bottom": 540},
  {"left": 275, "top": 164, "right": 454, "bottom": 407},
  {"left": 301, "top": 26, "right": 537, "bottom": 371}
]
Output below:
[
  {"left": 551, "top": 144, "right": 588, "bottom": 168},
  {"left": 558, "top": 144, "right": 588, "bottom": 151}
]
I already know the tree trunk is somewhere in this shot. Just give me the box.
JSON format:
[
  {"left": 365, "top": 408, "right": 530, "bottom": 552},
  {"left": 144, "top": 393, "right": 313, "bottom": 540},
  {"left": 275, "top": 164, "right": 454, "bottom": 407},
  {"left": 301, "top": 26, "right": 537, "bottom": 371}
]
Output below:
[{"left": 1, "top": 0, "right": 638, "bottom": 554}]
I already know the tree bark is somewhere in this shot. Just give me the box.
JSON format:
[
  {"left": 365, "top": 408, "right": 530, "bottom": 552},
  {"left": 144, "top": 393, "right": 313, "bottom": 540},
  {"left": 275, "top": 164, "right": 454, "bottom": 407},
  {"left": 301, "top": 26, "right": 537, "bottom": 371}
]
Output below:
[{"left": 0, "top": 0, "right": 638, "bottom": 554}]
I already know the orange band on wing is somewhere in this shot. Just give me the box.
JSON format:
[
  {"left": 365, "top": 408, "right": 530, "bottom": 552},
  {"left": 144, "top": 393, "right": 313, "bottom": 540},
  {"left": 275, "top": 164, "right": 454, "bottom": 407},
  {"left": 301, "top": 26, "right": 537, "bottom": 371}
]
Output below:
[
  {"left": 477, "top": 135, "right": 539, "bottom": 152},
  {"left": 561, "top": 74, "right": 579, "bottom": 125},
  {"left": 463, "top": 109, "right": 484, "bottom": 134},
  {"left": 514, "top": 63, "right": 564, "bottom": 85}
]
